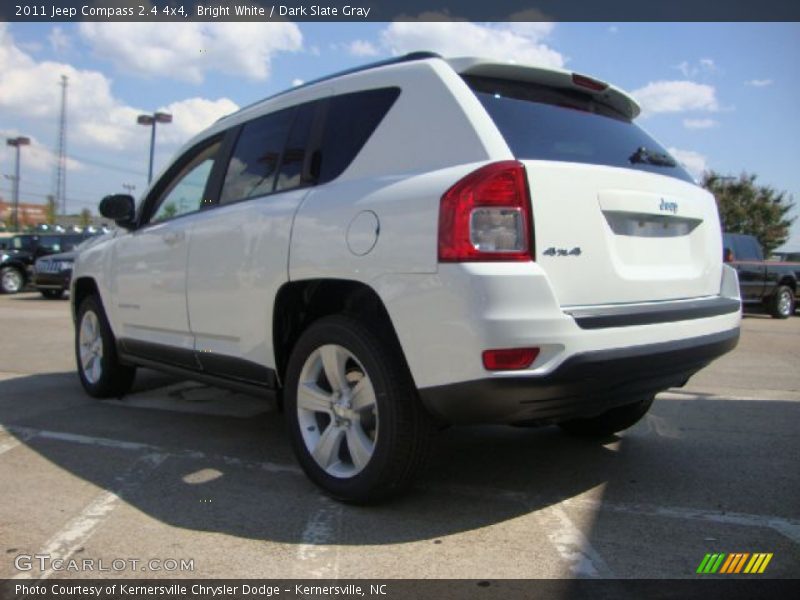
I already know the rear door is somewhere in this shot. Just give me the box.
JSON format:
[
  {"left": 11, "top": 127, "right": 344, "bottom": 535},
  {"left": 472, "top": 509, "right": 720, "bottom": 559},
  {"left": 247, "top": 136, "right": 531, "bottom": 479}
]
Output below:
[
  {"left": 467, "top": 76, "right": 723, "bottom": 307},
  {"left": 186, "top": 101, "right": 319, "bottom": 382},
  {"left": 725, "top": 234, "right": 766, "bottom": 301}
]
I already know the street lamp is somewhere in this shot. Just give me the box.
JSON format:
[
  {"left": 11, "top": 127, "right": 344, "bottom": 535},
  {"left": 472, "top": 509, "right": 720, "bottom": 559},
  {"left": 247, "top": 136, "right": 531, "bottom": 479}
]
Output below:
[
  {"left": 122, "top": 183, "right": 136, "bottom": 195},
  {"left": 6, "top": 136, "right": 30, "bottom": 232},
  {"left": 137, "top": 111, "right": 172, "bottom": 184}
]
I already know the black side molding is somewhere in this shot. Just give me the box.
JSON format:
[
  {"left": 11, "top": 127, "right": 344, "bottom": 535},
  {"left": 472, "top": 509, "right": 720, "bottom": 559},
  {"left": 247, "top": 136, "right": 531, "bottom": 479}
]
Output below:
[
  {"left": 118, "top": 338, "right": 277, "bottom": 391},
  {"left": 565, "top": 296, "right": 741, "bottom": 329}
]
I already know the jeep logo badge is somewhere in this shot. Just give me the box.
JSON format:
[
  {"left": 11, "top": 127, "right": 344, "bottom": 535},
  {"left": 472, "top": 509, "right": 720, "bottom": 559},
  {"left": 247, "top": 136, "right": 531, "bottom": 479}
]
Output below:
[{"left": 659, "top": 198, "right": 678, "bottom": 214}]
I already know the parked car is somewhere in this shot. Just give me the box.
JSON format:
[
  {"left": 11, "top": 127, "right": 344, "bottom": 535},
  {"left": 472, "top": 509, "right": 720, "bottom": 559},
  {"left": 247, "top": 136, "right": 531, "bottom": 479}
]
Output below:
[
  {"left": 771, "top": 250, "right": 800, "bottom": 263},
  {"left": 72, "top": 53, "right": 741, "bottom": 502},
  {"left": 33, "top": 235, "right": 109, "bottom": 299},
  {"left": 723, "top": 233, "right": 798, "bottom": 318},
  {"left": 1, "top": 232, "right": 92, "bottom": 294}
]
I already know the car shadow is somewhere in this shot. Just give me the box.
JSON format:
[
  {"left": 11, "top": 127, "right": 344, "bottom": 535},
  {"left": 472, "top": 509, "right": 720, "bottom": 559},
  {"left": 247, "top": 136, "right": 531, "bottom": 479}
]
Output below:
[{"left": 1, "top": 371, "right": 798, "bottom": 557}]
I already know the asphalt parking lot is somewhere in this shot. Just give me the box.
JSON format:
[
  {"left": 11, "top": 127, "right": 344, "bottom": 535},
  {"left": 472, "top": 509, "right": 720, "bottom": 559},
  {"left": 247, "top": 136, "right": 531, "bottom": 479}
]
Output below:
[{"left": 0, "top": 292, "right": 798, "bottom": 580}]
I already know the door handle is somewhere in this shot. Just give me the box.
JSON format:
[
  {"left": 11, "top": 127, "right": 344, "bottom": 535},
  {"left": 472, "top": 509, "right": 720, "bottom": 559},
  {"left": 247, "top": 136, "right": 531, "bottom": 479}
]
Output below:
[{"left": 162, "top": 231, "right": 185, "bottom": 246}]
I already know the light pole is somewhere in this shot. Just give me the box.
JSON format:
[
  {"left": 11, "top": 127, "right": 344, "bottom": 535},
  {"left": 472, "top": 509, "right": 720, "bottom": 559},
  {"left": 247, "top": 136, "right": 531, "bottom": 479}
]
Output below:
[
  {"left": 122, "top": 183, "right": 136, "bottom": 195},
  {"left": 137, "top": 112, "right": 172, "bottom": 184},
  {"left": 6, "top": 136, "right": 30, "bottom": 232}
]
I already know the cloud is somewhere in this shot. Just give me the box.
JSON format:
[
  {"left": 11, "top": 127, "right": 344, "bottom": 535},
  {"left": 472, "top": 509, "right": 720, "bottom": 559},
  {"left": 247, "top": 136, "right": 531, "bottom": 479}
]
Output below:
[
  {"left": 745, "top": 78, "right": 773, "bottom": 87},
  {"left": 0, "top": 24, "right": 238, "bottom": 153},
  {"left": 668, "top": 147, "right": 708, "bottom": 180},
  {"left": 291, "top": 78, "right": 304, "bottom": 87},
  {"left": 608, "top": 25, "right": 619, "bottom": 34},
  {"left": 78, "top": 22, "right": 302, "bottom": 84},
  {"left": 683, "top": 118, "right": 718, "bottom": 130},
  {"left": 48, "top": 26, "right": 71, "bottom": 54},
  {"left": 0, "top": 130, "right": 82, "bottom": 173},
  {"left": 675, "top": 58, "right": 717, "bottom": 78},
  {"left": 380, "top": 20, "right": 564, "bottom": 68},
  {"left": 346, "top": 40, "right": 379, "bottom": 57},
  {"left": 631, "top": 81, "right": 718, "bottom": 116}
]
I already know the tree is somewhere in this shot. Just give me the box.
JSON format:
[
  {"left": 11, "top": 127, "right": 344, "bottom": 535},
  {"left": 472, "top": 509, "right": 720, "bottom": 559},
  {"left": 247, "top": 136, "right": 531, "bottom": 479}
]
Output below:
[
  {"left": 79, "top": 207, "right": 92, "bottom": 228},
  {"left": 46, "top": 195, "right": 57, "bottom": 225},
  {"left": 702, "top": 170, "right": 796, "bottom": 255}
]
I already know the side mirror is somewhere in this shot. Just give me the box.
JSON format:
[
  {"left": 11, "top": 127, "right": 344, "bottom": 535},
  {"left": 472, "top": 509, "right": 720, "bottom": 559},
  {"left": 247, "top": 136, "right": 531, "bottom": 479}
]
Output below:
[
  {"left": 99, "top": 194, "right": 136, "bottom": 229},
  {"left": 723, "top": 247, "right": 735, "bottom": 263}
]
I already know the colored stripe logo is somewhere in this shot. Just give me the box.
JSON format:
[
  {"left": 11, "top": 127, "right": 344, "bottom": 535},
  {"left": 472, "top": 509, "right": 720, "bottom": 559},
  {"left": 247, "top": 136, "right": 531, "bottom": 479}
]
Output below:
[{"left": 696, "top": 553, "right": 773, "bottom": 574}]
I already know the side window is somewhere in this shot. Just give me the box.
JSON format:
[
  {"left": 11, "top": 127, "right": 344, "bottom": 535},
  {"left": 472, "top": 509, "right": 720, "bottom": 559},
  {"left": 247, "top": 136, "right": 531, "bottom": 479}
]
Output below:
[
  {"left": 275, "top": 102, "right": 316, "bottom": 192},
  {"left": 318, "top": 87, "right": 400, "bottom": 184},
  {"left": 220, "top": 107, "right": 294, "bottom": 205},
  {"left": 37, "top": 237, "right": 59, "bottom": 253},
  {"left": 150, "top": 141, "right": 220, "bottom": 224}
]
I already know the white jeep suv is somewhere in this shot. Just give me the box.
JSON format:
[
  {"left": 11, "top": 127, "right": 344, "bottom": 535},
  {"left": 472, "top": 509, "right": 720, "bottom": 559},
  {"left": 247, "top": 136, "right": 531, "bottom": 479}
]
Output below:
[{"left": 72, "top": 52, "right": 741, "bottom": 502}]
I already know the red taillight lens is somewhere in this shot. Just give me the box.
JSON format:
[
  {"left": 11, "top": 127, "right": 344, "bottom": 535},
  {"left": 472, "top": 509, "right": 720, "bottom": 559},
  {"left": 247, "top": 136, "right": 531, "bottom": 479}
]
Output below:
[
  {"left": 482, "top": 348, "right": 540, "bottom": 371},
  {"left": 572, "top": 73, "right": 608, "bottom": 92},
  {"left": 438, "top": 161, "right": 533, "bottom": 262}
]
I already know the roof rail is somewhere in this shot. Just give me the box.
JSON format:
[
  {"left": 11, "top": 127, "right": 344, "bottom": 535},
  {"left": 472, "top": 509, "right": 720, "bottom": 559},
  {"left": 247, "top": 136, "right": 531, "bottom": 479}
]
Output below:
[{"left": 218, "top": 51, "right": 442, "bottom": 122}]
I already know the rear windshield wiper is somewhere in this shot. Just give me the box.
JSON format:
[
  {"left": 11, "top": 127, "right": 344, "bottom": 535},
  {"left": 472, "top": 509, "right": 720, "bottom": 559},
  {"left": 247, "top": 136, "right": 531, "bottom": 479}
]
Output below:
[{"left": 629, "top": 146, "right": 677, "bottom": 167}]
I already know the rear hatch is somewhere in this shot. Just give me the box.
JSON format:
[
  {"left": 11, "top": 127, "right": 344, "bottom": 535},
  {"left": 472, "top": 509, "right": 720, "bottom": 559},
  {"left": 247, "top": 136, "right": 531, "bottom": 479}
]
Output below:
[{"left": 460, "top": 67, "right": 722, "bottom": 307}]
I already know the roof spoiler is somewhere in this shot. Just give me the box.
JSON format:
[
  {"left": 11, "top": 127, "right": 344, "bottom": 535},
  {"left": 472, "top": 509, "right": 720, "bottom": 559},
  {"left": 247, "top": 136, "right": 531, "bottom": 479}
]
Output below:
[{"left": 446, "top": 57, "right": 641, "bottom": 119}]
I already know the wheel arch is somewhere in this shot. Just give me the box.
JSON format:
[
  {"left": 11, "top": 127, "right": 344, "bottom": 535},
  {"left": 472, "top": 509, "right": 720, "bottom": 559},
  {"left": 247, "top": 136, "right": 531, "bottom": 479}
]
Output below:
[
  {"left": 72, "top": 277, "right": 101, "bottom": 323},
  {"left": 272, "top": 278, "right": 411, "bottom": 389}
]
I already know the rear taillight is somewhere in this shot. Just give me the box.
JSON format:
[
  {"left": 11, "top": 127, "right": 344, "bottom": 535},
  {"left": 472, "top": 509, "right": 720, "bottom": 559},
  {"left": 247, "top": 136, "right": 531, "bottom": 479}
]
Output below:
[{"left": 438, "top": 161, "right": 533, "bottom": 262}]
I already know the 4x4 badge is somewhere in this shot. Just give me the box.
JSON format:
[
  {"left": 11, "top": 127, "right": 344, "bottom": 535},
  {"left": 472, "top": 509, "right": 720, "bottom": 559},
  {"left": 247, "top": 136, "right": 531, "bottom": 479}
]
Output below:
[{"left": 543, "top": 247, "right": 582, "bottom": 257}]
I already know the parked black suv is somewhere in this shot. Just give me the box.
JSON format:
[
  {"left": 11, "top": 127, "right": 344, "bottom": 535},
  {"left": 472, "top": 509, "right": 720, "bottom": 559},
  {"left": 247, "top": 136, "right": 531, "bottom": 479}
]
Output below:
[
  {"left": 723, "top": 233, "right": 798, "bottom": 318},
  {"left": 0, "top": 233, "right": 90, "bottom": 294}
]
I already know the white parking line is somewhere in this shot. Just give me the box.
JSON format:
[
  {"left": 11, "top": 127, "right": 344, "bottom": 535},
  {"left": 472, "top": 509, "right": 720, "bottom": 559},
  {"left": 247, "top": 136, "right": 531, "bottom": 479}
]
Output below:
[
  {"left": 293, "top": 496, "right": 343, "bottom": 578},
  {"left": 532, "top": 503, "right": 615, "bottom": 578},
  {"left": 564, "top": 497, "right": 800, "bottom": 546},
  {"left": 0, "top": 429, "right": 34, "bottom": 457},
  {"left": 3, "top": 425, "right": 301, "bottom": 475},
  {"left": 13, "top": 452, "right": 167, "bottom": 581}
]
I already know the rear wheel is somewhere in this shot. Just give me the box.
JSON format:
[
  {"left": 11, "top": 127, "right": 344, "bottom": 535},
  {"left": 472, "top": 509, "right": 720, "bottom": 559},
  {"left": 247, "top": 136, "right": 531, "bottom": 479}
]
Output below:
[
  {"left": 76, "top": 295, "right": 136, "bottom": 398},
  {"left": 0, "top": 267, "right": 24, "bottom": 294},
  {"left": 768, "top": 285, "right": 795, "bottom": 319},
  {"left": 284, "top": 315, "right": 434, "bottom": 503},
  {"left": 41, "top": 289, "right": 64, "bottom": 299},
  {"left": 559, "top": 394, "right": 655, "bottom": 437}
]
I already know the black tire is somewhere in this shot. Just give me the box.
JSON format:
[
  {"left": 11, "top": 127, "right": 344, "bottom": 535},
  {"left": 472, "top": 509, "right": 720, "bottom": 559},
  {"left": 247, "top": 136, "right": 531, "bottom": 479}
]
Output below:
[
  {"left": 41, "top": 289, "right": 65, "bottom": 299},
  {"left": 768, "top": 285, "right": 795, "bottom": 319},
  {"left": 0, "top": 266, "right": 25, "bottom": 294},
  {"left": 284, "top": 314, "right": 434, "bottom": 503},
  {"left": 75, "top": 295, "right": 136, "bottom": 398},
  {"left": 558, "top": 394, "right": 655, "bottom": 437}
]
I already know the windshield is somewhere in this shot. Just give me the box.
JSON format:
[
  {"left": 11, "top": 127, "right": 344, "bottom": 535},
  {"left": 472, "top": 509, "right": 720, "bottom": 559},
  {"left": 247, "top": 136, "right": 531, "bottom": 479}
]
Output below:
[{"left": 465, "top": 75, "right": 694, "bottom": 184}]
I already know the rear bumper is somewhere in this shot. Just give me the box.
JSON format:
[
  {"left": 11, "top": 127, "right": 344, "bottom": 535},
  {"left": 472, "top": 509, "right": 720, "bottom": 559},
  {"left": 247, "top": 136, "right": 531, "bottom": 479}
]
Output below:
[{"left": 418, "top": 328, "right": 739, "bottom": 425}]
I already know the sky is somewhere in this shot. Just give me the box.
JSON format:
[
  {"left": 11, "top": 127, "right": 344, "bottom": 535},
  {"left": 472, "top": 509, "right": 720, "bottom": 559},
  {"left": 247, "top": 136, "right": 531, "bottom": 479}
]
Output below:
[{"left": 1, "top": 21, "right": 799, "bottom": 248}]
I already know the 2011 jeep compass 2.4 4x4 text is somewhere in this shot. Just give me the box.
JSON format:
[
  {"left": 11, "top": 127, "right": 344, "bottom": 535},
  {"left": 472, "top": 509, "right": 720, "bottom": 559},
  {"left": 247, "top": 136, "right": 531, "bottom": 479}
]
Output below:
[{"left": 71, "top": 53, "right": 741, "bottom": 502}]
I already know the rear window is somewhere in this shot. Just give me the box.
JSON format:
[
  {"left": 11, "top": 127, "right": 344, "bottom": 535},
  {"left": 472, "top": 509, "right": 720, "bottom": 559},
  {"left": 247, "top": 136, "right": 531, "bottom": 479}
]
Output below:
[
  {"left": 465, "top": 76, "right": 694, "bottom": 184},
  {"left": 723, "top": 234, "right": 763, "bottom": 262}
]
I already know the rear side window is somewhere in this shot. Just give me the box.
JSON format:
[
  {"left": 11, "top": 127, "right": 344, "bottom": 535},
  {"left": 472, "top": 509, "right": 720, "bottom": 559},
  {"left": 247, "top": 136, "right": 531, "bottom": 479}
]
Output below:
[
  {"left": 465, "top": 76, "right": 694, "bottom": 184},
  {"left": 317, "top": 87, "right": 400, "bottom": 184},
  {"left": 221, "top": 107, "right": 294, "bottom": 205},
  {"left": 724, "top": 234, "right": 763, "bottom": 262}
]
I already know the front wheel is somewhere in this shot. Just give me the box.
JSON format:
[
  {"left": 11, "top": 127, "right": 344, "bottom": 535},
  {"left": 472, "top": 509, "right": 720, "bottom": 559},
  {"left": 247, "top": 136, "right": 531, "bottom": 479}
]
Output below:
[
  {"left": 76, "top": 295, "right": 136, "bottom": 398},
  {"left": 0, "top": 267, "right": 24, "bottom": 294},
  {"left": 558, "top": 394, "right": 655, "bottom": 437},
  {"left": 284, "top": 315, "right": 434, "bottom": 503},
  {"left": 769, "top": 285, "right": 795, "bottom": 319}
]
